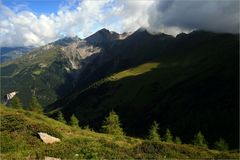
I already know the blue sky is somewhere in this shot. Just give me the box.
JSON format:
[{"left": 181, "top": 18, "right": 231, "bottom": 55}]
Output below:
[
  {"left": 2, "top": 0, "right": 62, "bottom": 15},
  {"left": 0, "top": 0, "right": 238, "bottom": 47}
]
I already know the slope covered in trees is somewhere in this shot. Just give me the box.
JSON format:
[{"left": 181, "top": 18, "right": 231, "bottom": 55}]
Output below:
[
  {"left": 0, "top": 105, "right": 239, "bottom": 159},
  {"left": 49, "top": 31, "right": 239, "bottom": 149}
]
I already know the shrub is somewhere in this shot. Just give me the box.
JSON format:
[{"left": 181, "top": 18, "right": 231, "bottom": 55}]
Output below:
[
  {"left": 192, "top": 131, "right": 208, "bottom": 148},
  {"left": 174, "top": 136, "right": 182, "bottom": 144},
  {"left": 163, "top": 129, "right": 173, "bottom": 142},
  {"left": 69, "top": 114, "right": 79, "bottom": 127},
  {"left": 148, "top": 121, "right": 160, "bottom": 141},
  {"left": 8, "top": 96, "right": 23, "bottom": 109},
  {"left": 29, "top": 96, "right": 43, "bottom": 113},
  {"left": 101, "top": 111, "right": 124, "bottom": 135},
  {"left": 56, "top": 111, "right": 66, "bottom": 124},
  {"left": 214, "top": 138, "right": 229, "bottom": 151}
]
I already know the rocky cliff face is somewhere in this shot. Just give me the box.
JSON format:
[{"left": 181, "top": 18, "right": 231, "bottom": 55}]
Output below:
[{"left": 60, "top": 40, "right": 102, "bottom": 70}]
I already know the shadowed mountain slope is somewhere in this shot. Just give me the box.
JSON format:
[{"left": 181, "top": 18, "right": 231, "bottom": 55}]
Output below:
[{"left": 49, "top": 31, "right": 239, "bottom": 149}]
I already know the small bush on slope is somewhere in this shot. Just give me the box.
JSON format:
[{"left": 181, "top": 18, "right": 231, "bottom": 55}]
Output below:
[
  {"left": 29, "top": 96, "right": 43, "bottom": 113},
  {"left": 69, "top": 114, "right": 79, "bottom": 127},
  {"left": 8, "top": 96, "right": 23, "bottom": 109},
  {"left": 56, "top": 111, "right": 66, "bottom": 124},
  {"left": 148, "top": 121, "right": 161, "bottom": 141},
  {"left": 101, "top": 111, "right": 124, "bottom": 136},
  {"left": 193, "top": 131, "right": 208, "bottom": 148}
]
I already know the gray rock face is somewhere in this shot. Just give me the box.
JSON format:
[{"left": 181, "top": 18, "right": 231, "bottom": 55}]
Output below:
[
  {"left": 2, "top": 91, "right": 18, "bottom": 105},
  {"left": 61, "top": 40, "right": 101, "bottom": 69},
  {"left": 38, "top": 132, "right": 60, "bottom": 144}
]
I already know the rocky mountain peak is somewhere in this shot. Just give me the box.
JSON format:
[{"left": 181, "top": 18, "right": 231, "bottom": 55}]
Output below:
[{"left": 85, "top": 28, "right": 120, "bottom": 44}]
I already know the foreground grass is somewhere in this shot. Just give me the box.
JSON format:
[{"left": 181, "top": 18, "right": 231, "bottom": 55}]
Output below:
[{"left": 0, "top": 105, "right": 239, "bottom": 159}]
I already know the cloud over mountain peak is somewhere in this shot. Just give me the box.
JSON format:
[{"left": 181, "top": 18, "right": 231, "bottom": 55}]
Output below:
[{"left": 0, "top": 0, "right": 238, "bottom": 47}]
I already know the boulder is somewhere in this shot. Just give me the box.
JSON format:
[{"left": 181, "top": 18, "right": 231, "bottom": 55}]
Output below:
[
  {"left": 38, "top": 132, "right": 60, "bottom": 144},
  {"left": 45, "top": 156, "right": 61, "bottom": 160}
]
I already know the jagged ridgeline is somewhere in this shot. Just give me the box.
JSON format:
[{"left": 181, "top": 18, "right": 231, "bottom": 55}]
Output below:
[
  {"left": 49, "top": 30, "right": 239, "bottom": 149},
  {"left": 0, "top": 29, "right": 130, "bottom": 107},
  {"left": 1, "top": 29, "right": 239, "bottom": 150},
  {"left": 0, "top": 37, "right": 101, "bottom": 106}
]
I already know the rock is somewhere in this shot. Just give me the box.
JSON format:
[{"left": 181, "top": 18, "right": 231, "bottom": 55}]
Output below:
[
  {"left": 45, "top": 156, "right": 61, "bottom": 160},
  {"left": 3, "top": 91, "right": 18, "bottom": 104},
  {"left": 38, "top": 132, "right": 60, "bottom": 144}
]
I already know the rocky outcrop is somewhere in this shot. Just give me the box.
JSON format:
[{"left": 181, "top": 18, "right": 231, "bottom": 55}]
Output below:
[
  {"left": 44, "top": 156, "right": 61, "bottom": 160},
  {"left": 45, "top": 156, "right": 61, "bottom": 160},
  {"left": 38, "top": 132, "right": 60, "bottom": 144},
  {"left": 2, "top": 91, "right": 18, "bottom": 104},
  {"left": 6, "top": 91, "right": 18, "bottom": 100},
  {"left": 61, "top": 40, "right": 101, "bottom": 69}
]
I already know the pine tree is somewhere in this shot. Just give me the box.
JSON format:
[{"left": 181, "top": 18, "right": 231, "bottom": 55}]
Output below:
[
  {"left": 163, "top": 128, "right": 173, "bottom": 142},
  {"left": 214, "top": 138, "right": 229, "bottom": 151},
  {"left": 29, "top": 96, "right": 43, "bottom": 113},
  {"left": 148, "top": 121, "right": 160, "bottom": 141},
  {"left": 193, "top": 131, "right": 208, "bottom": 148},
  {"left": 9, "top": 96, "right": 23, "bottom": 109},
  {"left": 101, "top": 111, "right": 124, "bottom": 136},
  {"left": 56, "top": 111, "right": 66, "bottom": 124},
  {"left": 69, "top": 114, "right": 79, "bottom": 127},
  {"left": 174, "top": 136, "right": 182, "bottom": 144}
]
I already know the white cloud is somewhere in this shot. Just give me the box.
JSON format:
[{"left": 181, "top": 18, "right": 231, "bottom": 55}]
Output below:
[
  {"left": 0, "top": 0, "right": 112, "bottom": 47},
  {"left": 0, "top": 0, "right": 239, "bottom": 47},
  {"left": 148, "top": 0, "right": 239, "bottom": 35},
  {"left": 108, "top": 0, "right": 154, "bottom": 32}
]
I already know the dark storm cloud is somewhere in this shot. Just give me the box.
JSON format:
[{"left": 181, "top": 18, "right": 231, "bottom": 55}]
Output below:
[{"left": 148, "top": 0, "right": 239, "bottom": 33}]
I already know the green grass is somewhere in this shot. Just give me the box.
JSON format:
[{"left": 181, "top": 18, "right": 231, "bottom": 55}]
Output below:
[
  {"left": 0, "top": 104, "right": 239, "bottom": 159},
  {"left": 107, "top": 62, "right": 160, "bottom": 81}
]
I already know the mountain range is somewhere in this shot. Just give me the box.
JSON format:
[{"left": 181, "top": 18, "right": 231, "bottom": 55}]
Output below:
[
  {"left": 0, "top": 28, "right": 239, "bottom": 149},
  {"left": 0, "top": 46, "right": 34, "bottom": 63}
]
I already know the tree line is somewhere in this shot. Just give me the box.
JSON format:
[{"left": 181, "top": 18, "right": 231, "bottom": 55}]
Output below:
[
  {"left": 8, "top": 95, "right": 43, "bottom": 113},
  {"left": 8, "top": 96, "right": 229, "bottom": 151},
  {"left": 56, "top": 110, "right": 229, "bottom": 151}
]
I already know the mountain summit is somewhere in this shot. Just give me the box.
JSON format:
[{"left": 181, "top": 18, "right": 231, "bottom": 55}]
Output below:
[{"left": 85, "top": 28, "right": 120, "bottom": 44}]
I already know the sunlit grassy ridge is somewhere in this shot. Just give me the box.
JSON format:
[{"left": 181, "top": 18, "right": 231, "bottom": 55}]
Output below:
[
  {"left": 107, "top": 62, "right": 160, "bottom": 81},
  {"left": 0, "top": 104, "right": 239, "bottom": 159}
]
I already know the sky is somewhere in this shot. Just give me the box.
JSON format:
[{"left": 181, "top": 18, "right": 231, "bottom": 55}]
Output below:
[{"left": 0, "top": 0, "right": 239, "bottom": 47}]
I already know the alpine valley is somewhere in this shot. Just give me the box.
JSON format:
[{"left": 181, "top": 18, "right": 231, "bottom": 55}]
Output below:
[{"left": 1, "top": 28, "right": 239, "bottom": 158}]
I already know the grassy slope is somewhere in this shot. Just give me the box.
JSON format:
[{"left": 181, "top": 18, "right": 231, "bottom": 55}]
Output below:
[
  {"left": 0, "top": 105, "right": 239, "bottom": 159},
  {"left": 0, "top": 47, "right": 74, "bottom": 107},
  {"left": 53, "top": 33, "right": 239, "bottom": 148}
]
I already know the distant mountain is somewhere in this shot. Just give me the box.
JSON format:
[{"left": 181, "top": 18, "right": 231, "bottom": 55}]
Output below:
[
  {"left": 51, "top": 36, "right": 81, "bottom": 46},
  {"left": 85, "top": 28, "right": 131, "bottom": 44},
  {"left": 49, "top": 30, "right": 239, "bottom": 149},
  {"left": 0, "top": 35, "right": 102, "bottom": 106},
  {"left": 0, "top": 46, "right": 34, "bottom": 63}
]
